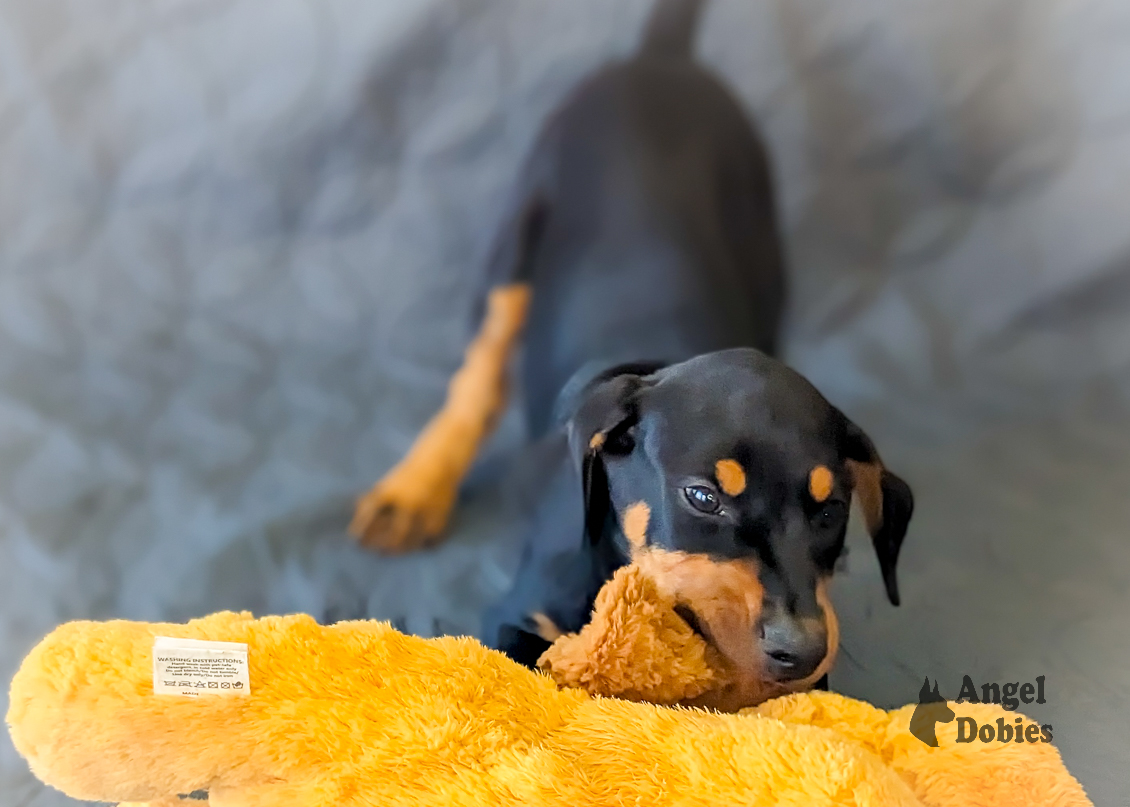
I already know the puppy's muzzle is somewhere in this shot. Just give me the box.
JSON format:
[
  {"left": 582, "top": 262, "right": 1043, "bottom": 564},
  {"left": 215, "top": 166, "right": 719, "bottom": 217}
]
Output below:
[{"left": 758, "top": 611, "right": 828, "bottom": 682}]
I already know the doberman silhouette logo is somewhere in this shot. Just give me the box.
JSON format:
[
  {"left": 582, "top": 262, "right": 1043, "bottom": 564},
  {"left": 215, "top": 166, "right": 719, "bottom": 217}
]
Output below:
[{"left": 909, "top": 678, "right": 955, "bottom": 747}]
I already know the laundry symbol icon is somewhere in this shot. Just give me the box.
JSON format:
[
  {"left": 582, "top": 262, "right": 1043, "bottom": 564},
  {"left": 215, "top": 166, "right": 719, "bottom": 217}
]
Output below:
[
  {"left": 232, "top": 681, "right": 244, "bottom": 689},
  {"left": 221, "top": 682, "right": 230, "bottom": 689},
  {"left": 207, "top": 682, "right": 219, "bottom": 688}
]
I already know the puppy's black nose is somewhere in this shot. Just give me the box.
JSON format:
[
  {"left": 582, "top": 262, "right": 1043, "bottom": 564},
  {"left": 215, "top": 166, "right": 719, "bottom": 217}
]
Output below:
[{"left": 758, "top": 614, "right": 827, "bottom": 682}]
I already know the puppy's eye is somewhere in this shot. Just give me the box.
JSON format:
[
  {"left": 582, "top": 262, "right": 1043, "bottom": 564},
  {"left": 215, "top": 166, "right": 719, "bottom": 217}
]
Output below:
[
  {"left": 814, "top": 501, "right": 847, "bottom": 530},
  {"left": 684, "top": 485, "right": 721, "bottom": 514}
]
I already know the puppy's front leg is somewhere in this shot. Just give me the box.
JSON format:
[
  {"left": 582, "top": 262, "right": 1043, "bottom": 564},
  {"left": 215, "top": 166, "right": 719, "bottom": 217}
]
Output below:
[{"left": 349, "top": 283, "right": 530, "bottom": 552}]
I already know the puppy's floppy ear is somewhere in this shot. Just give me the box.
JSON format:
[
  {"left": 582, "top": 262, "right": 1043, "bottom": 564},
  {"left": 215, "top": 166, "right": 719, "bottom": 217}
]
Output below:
[
  {"left": 565, "top": 363, "right": 661, "bottom": 544},
  {"left": 839, "top": 415, "right": 914, "bottom": 606}
]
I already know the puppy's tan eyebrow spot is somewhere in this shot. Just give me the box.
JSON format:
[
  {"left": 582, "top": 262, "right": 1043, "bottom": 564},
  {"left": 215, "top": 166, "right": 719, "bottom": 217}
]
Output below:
[
  {"left": 714, "top": 459, "right": 747, "bottom": 496},
  {"left": 589, "top": 432, "right": 605, "bottom": 451},
  {"left": 529, "top": 612, "right": 562, "bottom": 642},
  {"left": 809, "top": 465, "right": 834, "bottom": 503},
  {"left": 622, "top": 501, "right": 651, "bottom": 549}
]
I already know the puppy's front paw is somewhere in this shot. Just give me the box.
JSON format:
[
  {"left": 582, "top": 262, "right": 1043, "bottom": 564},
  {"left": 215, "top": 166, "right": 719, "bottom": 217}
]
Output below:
[{"left": 348, "top": 461, "right": 458, "bottom": 553}]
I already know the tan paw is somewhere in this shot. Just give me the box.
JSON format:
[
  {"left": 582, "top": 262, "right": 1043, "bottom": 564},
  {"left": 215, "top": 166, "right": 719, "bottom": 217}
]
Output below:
[{"left": 348, "top": 463, "right": 459, "bottom": 553}]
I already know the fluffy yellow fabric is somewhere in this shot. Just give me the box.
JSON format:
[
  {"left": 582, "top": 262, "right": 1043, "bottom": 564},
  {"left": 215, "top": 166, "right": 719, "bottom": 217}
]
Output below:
[
  {"left": 8, "top": 580, "right": 1090, "bottom": 806},
  {"left": 540, "top": 564, "right": 829, "bottom": 712},
  {"left": 537, "top": 562, "right": 725, "bottom": 704}
]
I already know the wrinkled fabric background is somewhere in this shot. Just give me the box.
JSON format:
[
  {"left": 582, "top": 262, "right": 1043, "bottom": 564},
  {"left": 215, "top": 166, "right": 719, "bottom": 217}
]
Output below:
[{"left": 2, "top": 0, "right": 1129, "bottom": 804}]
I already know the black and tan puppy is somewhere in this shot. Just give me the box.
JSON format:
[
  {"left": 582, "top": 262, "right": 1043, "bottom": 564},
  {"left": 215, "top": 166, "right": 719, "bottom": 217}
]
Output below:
[{"left": 350, "top": 0, "right": 913, "bottom": 705}]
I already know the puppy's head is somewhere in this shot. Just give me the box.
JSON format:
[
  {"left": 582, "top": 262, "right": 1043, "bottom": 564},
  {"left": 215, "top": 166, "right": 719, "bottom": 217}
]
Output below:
[{"left": 566, "top": 348, "right": 913, "bottom": 708}]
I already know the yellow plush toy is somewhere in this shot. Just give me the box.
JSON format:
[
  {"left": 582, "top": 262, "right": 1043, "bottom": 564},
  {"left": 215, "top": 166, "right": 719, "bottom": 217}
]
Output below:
[{"left": 8, "top": 566, "right": 1090, "bottom": 807}]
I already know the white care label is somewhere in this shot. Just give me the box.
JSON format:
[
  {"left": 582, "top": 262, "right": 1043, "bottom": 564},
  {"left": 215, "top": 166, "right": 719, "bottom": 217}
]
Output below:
[{"left": 153, "top": 636, "right": 250, "bottom": 697}]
